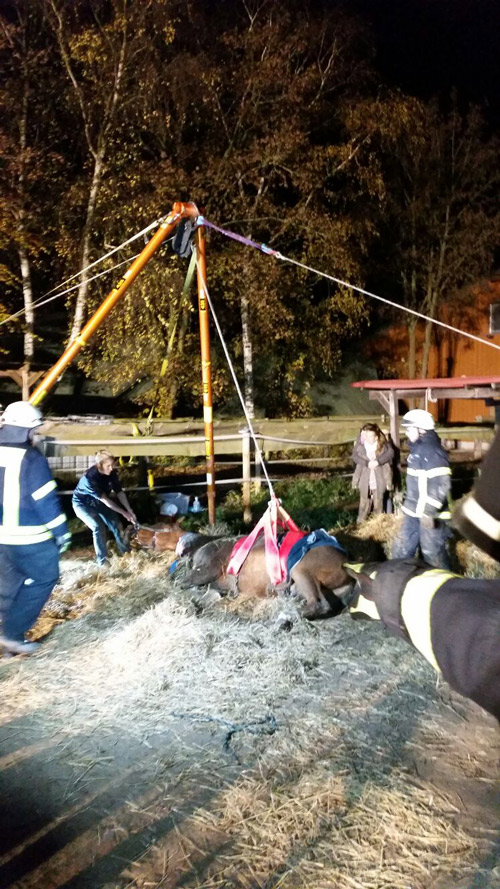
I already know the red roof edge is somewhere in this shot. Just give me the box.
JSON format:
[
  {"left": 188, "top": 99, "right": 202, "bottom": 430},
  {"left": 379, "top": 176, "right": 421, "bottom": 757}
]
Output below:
[{"left": 351, "top": 376, "right": 500, "bottom": 390}]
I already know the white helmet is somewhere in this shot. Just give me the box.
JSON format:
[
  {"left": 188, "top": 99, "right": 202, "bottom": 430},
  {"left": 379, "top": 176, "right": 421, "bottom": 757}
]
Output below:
[
  {"left": 1, "top": 401, "right": 44, "bottom": 429},
  {"left": 401, "top": 409, "right": 435, "bottom": 430}
]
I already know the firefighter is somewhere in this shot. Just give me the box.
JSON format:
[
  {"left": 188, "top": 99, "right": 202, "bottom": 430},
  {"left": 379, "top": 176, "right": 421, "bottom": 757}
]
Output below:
[
  {"left": 391, "top": 409, "right": 451, "bottom": 569},
  {"left": 0, "top": 401, "right": 71, "bottom": 655},
  {"left": 453, "top": 420, "right": 500, "bottom": 562}
]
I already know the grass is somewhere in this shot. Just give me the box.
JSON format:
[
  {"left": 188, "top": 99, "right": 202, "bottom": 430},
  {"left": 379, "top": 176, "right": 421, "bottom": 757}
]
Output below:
[{"left": 215, "top": 475, "right": 356, "bottom": 533}]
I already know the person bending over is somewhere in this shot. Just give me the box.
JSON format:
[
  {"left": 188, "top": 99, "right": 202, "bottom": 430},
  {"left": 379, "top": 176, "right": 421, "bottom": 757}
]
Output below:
[{"left": 72, "top": 449, "right": 136, "bottom": 567}]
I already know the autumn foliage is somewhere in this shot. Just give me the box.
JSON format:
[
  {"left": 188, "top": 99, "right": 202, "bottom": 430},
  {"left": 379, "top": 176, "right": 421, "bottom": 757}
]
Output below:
[{"left": 0, "top": 0, "right": 498, "bottom": 417}]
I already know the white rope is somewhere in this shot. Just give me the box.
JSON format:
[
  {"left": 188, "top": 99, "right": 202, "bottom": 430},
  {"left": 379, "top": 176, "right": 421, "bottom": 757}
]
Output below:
[
  {"left": 0, "top": 213, "right": 169, "bottom": 328},
  {"left": 273, "top": 252, "right": 500, "bottom": 353},
  {"left": 195, "top": 249, "right": 276, "bottom": 499},
  {"left": 0, "top": 252, "right": 141, "bottom": 326},
  {"left": 39, "top": 215, "right": 167, "bottom": 301}
]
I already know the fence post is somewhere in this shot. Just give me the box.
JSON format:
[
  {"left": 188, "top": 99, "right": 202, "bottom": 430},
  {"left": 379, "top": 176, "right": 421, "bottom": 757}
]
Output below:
[
  {"left": 241, "top": 427, "right": 252, "bottom": 524},
  {"left": 253, "top": 434, "right": 262, "bottom": 492}
]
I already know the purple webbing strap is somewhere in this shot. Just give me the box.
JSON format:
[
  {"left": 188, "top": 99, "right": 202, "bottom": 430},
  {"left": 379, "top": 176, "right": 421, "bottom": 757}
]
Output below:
[{"left": 199, "top": 217, "right": 278, "bottom": 256}]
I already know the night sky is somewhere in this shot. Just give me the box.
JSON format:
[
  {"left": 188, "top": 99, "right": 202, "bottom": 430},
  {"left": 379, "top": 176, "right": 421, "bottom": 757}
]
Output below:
[{"left": 350, "top": 0, "right": 500, "bottom": 126}]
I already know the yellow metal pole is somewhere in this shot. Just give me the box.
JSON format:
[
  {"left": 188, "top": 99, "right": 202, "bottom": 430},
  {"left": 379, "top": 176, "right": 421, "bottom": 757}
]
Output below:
[
  {"left": 195, "top": 223, "right": 216, "bottom": 525},
  {"left": 29, "top": 202, "right": 197, "bottom": 406}
]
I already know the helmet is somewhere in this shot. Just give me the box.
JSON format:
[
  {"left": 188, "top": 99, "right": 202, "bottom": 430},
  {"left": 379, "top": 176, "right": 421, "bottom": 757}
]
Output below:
[
  {"left": 1, "top": 401, "right": 43, "bottom": 429},
  {"left": 401, "top": 409, "right": 435, "bottom": 430}
]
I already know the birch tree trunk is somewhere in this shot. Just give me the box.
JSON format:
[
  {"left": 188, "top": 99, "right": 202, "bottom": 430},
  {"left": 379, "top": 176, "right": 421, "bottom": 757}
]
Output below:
[
  {"left": 240, "top": 290, "right": 255, "bottom": 418},
  {"left": 421, "top": 292, "right": 438, "bottom": 379},
  {"left": 49, "top": 0, "right": 128, "bottom": 341},
  {"left": 18, "top": 78, "right": 34, "bottom": 364},
  {"left": 69, "top": 151, "right": 105, "bottom": 341},
  {"left": 421, "top": 206, "right": 449, "bottom": 379}
]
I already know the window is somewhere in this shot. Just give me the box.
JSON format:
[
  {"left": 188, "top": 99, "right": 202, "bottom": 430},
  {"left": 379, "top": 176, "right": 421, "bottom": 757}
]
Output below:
[{"left": 489, "top": 302, "right": 500, "bottom": 334}]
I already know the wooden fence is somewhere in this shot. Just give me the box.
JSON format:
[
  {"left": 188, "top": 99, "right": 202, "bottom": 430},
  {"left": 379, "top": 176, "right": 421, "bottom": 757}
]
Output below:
[{"left": 39, "top": 416, "right": 493, "bottom": 517}]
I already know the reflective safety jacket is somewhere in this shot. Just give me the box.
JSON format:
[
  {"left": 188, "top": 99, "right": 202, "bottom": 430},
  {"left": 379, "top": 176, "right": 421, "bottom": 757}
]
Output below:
[
  {"left": 0, "top": 426, "right": 69, "bottom": 545},
  {"left": 453, "top": 424, "right": 500, "bottom": 562},
  {"left": 345, "top": 559, "right": 500, "bottom": 720},
  {"left": 402, "top": 429, "right": 451, "bottom": 520}
]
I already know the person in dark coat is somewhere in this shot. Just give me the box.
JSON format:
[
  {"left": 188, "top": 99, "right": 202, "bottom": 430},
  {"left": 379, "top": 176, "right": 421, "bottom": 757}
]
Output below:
[
  {"left": 392, "top": 409, "right": 451, "bottom": 568},
  {"left": 0, "top": 401, "right": 71, "bottom": 655},
  {"left": 453, "top": 420, "right": 500, "bottom": 562},
  {"left": 352, "top": 423, "right": 394, "bottom": 523},
  {"left": 72, "top": 449, "right": 136, "bottom": 567}
]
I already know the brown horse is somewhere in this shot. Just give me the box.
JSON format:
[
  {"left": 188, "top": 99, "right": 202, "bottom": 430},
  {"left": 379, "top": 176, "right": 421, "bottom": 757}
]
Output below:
[
  {"left": 179, "top": 533, "right": 352, "bottom": 619},
  {"left": 129, "top": 520, "right": 185, "bottom": 552},
  {"left": 129, "top": 522, "right": 226, "bottom": 556}
]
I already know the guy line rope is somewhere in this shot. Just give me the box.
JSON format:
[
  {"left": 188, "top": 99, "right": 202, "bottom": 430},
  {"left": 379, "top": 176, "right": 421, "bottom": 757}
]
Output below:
[
  {"left": 0, "top": 213, "right": 168, "bottom": 327},
  {"left": 200, "top": 217, "right": 500, "bottom": 355},
  {"left": 4, "top": 210, "right": 499, "bottom": 357}
]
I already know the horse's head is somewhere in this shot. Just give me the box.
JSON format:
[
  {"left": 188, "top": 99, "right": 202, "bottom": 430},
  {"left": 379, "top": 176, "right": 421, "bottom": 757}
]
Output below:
[{"left": 135, "top": 520, "right": 185, "bottom": 551}]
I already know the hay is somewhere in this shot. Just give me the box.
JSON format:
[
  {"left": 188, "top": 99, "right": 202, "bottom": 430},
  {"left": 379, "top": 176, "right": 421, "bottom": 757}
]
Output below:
[
  {"left": 188, "top": 763, "right": 477, "bottom": 889},
  {"left": 0, "top": 543, "right": 498, "bottom": 889}
]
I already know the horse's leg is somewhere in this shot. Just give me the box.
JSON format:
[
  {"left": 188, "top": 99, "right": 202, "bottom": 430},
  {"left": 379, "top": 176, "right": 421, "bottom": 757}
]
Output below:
[{"left": 290, "top": 563, "right": 329, "bottom": 618}]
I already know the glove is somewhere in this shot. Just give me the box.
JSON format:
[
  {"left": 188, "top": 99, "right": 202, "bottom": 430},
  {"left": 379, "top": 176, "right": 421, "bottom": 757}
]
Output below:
[
  {"left": 55, "top": 532, "right": 72, "bottom": 554},
  {"left": 420, "top": 515, "right": 435, "bottom": 530}
]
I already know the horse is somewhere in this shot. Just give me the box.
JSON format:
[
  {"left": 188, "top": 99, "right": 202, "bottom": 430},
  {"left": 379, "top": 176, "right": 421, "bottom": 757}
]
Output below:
[
  {"left": 178, "top": 531, "right": 352, "bottom": 619},
  {"left": 128, "top": 521, "right": 227, "bottom": 556},
  {"left": 128, "top": 520, "right": 185, "bottom": 552}
]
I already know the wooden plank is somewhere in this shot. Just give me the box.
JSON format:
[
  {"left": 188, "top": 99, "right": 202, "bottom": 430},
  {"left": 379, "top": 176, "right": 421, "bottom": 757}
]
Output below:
[{"left": 38, "top": 415, "right": 387, "bottom": 458}]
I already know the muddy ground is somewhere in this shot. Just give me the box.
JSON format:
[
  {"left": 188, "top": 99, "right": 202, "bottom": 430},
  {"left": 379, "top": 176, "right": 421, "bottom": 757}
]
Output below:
[{"left": 0, "top": 532, "right": 498, "bottom": 889}]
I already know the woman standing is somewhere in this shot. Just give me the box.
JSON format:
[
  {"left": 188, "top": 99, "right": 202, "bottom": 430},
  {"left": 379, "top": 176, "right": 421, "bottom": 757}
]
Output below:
[
  {"left": 352, "top": 424, "right": 394, "bottom": 523},
  {"left": 72, "top": 450, "right": 137, "bottom": 567}
]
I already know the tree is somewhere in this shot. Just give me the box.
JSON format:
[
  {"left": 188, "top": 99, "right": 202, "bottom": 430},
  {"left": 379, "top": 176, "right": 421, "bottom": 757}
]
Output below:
[
  {"left": 63, "top": 0, "right": 387, "bottom": 417},
  {"left": 45, "top": 0, "right": 169, "bottom": 341},
  {"left": 0, "top": 0, "right": 64, "bottom": 365},
  {"left": 379, "top": 101, "right": 500, "bottom": 378}
]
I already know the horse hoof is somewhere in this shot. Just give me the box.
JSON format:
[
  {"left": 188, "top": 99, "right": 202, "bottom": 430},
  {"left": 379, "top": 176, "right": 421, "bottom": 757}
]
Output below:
[{"left": 275, "top": 611, "right": 297, "bottom": 631}]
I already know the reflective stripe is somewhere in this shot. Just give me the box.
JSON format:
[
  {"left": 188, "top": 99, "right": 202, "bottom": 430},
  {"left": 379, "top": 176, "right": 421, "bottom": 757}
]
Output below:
[
  {"left": 0, "top": 523, "right": 50, "bottom": 535},
  {"left": 344, "top": 564, "right": 380, "bottom": 620},
  {"left": 402, "top": 505, "right": 450, "bottom": 520},
  {"left": 461, "top": 496, "right": 500, "bottom": 542},
  {"left": 427, "top": 496, "right": 443, "bottom": 508},
  {"left": 402, "top": 505, "right": 418, "bottom": 517},
  {"left": 427, "top": 466, "right": 451, "bottom": 478},
  {"left": 416, "top": 471, "right": 427, "bottom": 517},
  {"left": 0, "top": 530, "right": 53, "bottom": 544},
  {"left": 32, "top": 479, "right": 57, "bottom": 501},
  {"left": 400, "top": 570, "right": 456, "bottom": 671},
  {"left": 349, "top": 593, "right": 380, "bottom": 621},
  {"left": 46, "top": 513, "right": 66, "bottom": 530},
  {"left": 0, "top": 446, "right": 24, "bottom": 526},
  {"left": 407, "top": 467, "right": 451, "bottom": 478}
]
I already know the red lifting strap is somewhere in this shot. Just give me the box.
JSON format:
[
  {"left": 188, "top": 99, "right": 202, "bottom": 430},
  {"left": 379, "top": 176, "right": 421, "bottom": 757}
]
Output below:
[{"left": 227, "top": 498, "right": 304, "bottom": 586}]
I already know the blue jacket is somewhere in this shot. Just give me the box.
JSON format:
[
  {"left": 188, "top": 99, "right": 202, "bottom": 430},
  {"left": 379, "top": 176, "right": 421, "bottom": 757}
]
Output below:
[
  {"left": 0, "top": 426, "right": 69, "bottom": 545},
  {"left": 403, "top": 429, "right": 451, "bottom": 519}
]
